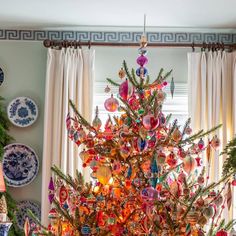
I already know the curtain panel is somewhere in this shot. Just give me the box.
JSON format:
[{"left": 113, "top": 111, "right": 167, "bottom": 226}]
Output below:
[
  {"left": 41, "top": 48, "right": 95, "bottom": 225},
  {"left": 188, "top": 51, "right": 236, "bottom": 221}
]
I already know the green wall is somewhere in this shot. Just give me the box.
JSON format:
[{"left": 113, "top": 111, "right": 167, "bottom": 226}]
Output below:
[{"left": 0, "top": 41, "right": 47, "bottom": 203}]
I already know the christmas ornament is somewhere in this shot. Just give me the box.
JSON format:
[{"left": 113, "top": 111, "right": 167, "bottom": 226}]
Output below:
[
  {"left": 183, "top": 156, "right": 196, "bottom": 174},
  {"left": 142, "top": 113, "right": 159, "bottom": 130},
  {"left": 216, "top": 230, "right": 228, "bottom": 236},
  {"left": 104, "top": 85, "right": 111, "bottom": 93},
  {"left": 92, "top": 106, "right": 102, "bottom": 130},
  {"left": 119, "top": 79, "right": 133, "bottom": 100},
  {"left": 104, "top": 94, "right": 119, "bottom": 112},
  {"left": 136, "top": 55, "right": 148, "bottom": 66},
  {"left": 118, "top": 68, "right": 126, "bottom": 79},
  {"left": 96, "top": 165, "right": 112, "bottom": 185},
  {"left": 24, "top": 217, "right": 30, "bottom": 236}
]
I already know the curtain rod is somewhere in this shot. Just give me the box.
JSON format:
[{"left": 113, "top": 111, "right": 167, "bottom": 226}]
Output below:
[{"left": 43, "top": 39, "right": 236, "bottom": 51}]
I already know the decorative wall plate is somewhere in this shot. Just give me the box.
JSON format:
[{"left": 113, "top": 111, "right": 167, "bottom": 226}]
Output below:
[
  {"left": 3, "top": 143, "right": 39, "bottom": 187},
  {"left": 0, "top": 68, "right": 4, "bottom": 86},
  {"left": 16, "top": 200, "right": 41, "bottom": 230},
  {"left": 7, "top": 97, "right": 38, "bottom": 127}
]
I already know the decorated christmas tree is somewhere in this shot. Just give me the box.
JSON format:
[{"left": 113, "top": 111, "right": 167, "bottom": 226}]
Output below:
[{"left": 32, "top": 36, "right": 236, "bottom": 236}]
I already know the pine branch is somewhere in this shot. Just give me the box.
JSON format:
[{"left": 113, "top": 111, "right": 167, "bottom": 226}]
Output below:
[
  {"left": 69, "top": 100, "right": 97, "bottom": 134},
  {"left": 165, "top": 114, "right": 172, "bottom": 125},
  {"left": 182, "top": 187, "right": 202, "bottom": 220},
  {"left": 153, "top": 68, "right": 164, "bottom": 84},
  {"left": 51, "top": 165, "right": 78, "bottom": 190},
  {"left": 163, "top": 69, "right": 173, "bottom": 80},
  {"left": 131, "top": 68, "right": 140, "bottom": 87},
  {"left": 106, "top": 78, "right": 120, "bottom": 87},
  {"left": 123, "top": 60, "right": 138, "bottom": 87}
]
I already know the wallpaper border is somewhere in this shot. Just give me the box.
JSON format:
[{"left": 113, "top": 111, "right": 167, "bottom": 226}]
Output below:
[{"left": 0, "top": 29, "right": 236, "bottom": 43}]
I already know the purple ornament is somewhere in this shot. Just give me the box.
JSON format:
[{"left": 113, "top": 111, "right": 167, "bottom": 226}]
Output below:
[
  {"left": 136, "top": 55, "right": 148, "bottom": 66},
  {"left": 48, "top": 177, "right": 55, "bottom": 190}
]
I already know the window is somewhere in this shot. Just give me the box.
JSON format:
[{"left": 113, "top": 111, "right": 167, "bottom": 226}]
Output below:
[{"left": 93, "top": 82, "right": 188, "bottom": 127}]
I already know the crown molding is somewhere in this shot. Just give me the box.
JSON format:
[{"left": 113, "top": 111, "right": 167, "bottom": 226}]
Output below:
[{"left": 0, "top": 29, "right": 235, "bottom": 44}]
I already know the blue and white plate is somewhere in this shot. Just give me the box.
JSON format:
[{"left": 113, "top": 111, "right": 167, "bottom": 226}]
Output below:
[
  {"left": 7, "top": 97, "right": 38, "bottom": 127},
  {"left": 0, "top": 68, "right": 4, "bottom": 86},
  {"left": 3, "top": 143, "right": 39, "bottom": 187},
  {"left": 16, "top": 200, "right": 41, "bottom": 230}
]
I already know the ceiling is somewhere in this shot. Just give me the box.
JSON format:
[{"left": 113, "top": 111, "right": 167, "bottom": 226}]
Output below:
[{"left": 0, "top": 0, "right": 236, "bottom": 30}]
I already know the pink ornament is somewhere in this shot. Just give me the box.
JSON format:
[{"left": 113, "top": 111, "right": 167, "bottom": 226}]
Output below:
[
  {"left": 142, "top": 113, "right": 159, "bottom": 130},
  {"left": 136, "top": 55, "right": 148, "bottom": 66},
  {"left": 183, "top": 156, "right": 196, "bottom": 174},
  {"left": 185, "top": 126, "right": 192, "bottom": 135},
  {"left": 128, "top": 95, "right": 139, "bottom": 110},
  {"left": 177, "top": 172, "right": 186, "bottom": 183},
  {"left": 119, "top": 79, "right": 133, "bottom": 100},
  {"left": 232, "top": 179, "right": 236, "bottom": 186},
  {"left": 104, "top": 94, "right": 119, "bottom": 112}
]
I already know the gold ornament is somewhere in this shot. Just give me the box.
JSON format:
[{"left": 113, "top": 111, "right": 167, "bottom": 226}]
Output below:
[
  {"left": 96, "top": 165, "right": 112, "bottom": 185},
  {"left": 118, "top": 68, "right": 126, "bottom": 79}
]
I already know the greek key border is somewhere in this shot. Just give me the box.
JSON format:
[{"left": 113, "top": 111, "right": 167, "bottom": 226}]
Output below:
[{"left": 0, "top": 29, "right": 235, "bottom": 44}]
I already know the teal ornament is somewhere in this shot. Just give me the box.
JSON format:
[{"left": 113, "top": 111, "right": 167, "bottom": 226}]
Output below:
[
  {"left": 81, "top": 225, "right": 91, "bottom": 235},
  {"left": 127, "top": 165, "right": 132, "bottom": 179},
  {"left": 151, "top": 158, "right": 158, "bottom": 173},
  {"left": 170, "top": 77, "right": 175, "bottom": 98}
]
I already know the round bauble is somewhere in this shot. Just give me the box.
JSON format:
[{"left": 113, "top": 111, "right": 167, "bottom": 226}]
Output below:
[
  {"left": 211, "top": 135, "right": 220, "bottom": 149},
  {"left": 216, "top": 230, "right": 228, "bottom": 236},
  {"left": 104, "top": 95, "right": 119, "bottom": 112},
  {"left": 172, "top": 128, "right": 182, "bottom": 142},
  {"left": 136, "top": 67, "right": 148, "bottom": 77},
  {"left": 142, "top": 113, "right": 159, "bottom": 130},
  {"left": 136, "top": 55, "right": 148, "bottom": 67},
  {"left": 118, "top": 68, "right": 126, "bottom": 79},
  {"left": 203, "top": 205, "right": 214, "bottom": 219},
  {"left": 92, "top": 116, "right": 102, "bottom": 130}
]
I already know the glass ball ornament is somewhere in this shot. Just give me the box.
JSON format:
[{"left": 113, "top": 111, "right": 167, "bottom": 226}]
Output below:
[
  {"left": 128, "top": 95, "right": 139, "bottom": 110},
  {"left": 211, "top": 135, "right": 220, "bottom": 149},
  {"left": 148, "top": 135, "right": 156, "bottom": 148},
  {"left": 96, "top": 165, "right": 112, "bottom": 185},
  {"left": 172, "top": 128, "right": 182, "bottom": 142},
  {"left": 104, "top": 85, "right": 111, "bottom": 93},
  {"left": 136, "top": 55, "right": 148, "bottom": 67},
  {"left": 183, "top": 156, "right": 196, "bottom": 174},
  {"left": 104, "top": 94, "right": 119, "bottom": 112},
  {"left": 136, "top": 67, "right": 148, "bottom": 77},
  {"left": 166, "top": 152, "right": 177, "bottom": 167},
  {"left": 119, "top": 79, "right": 133, "bottom": 100},
  {"left": 170, "top": 180, "right": 182, "bottom": 197},
  {"left": 177, "top": 171, "right": 186, "bottom": 183},
  {"left": 158, "top": 112, "right": 166, "bottom": 127},
  {"left": 203, "top": 205, "right": 214, "bottom": 219},
  {"left": 216, "top": 230, "right": 228, "bottom": 236},
  {"left": 118, "top": 68, "right": 126, "bottom": 79},
  {"left": 156, "top": 90, "right": 166, "bottom": 103},
  {"left": 142, "top": 113, "right": 159, "bottom": 130},
  {"left": 92, "top": 116, "right": 102, "bottom": 130},
  {"left": 198, "top": 138, "right": 205, "bottom": 150},
  {"left": 185, "top": 126, "right": 192, "bottom": 135}
]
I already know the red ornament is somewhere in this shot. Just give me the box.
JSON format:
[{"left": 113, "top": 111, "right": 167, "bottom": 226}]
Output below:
[
  {"left": 142, "top": 113, "right": 159, "bottom": 130},
  {"left": 216, "top": 230, "right": 228, "bottom": 236},
  {"left": 119, "top": 79, "right": 133, "bottom": 100},
  {"left": 59, "top": 185, "right": 68, "bottom": 204},
  {"left": 232, "top": 179, "right": 236, "bottom": 186}
]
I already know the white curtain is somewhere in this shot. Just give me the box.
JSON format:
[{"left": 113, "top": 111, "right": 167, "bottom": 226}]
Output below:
[
  {"left": 188, "top": 50, "right": 236, "bottom": 221},
  {"left": 41, "top": 48, "right": 95, "bottom": 225}
]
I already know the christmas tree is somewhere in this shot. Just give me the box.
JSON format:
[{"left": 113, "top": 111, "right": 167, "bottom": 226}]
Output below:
[
  {"left": 32, "top": 36, "right": 236, "bottom": 236},
  {"left": 0, "top": 96, "right": 24, "bottom": 236}
]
